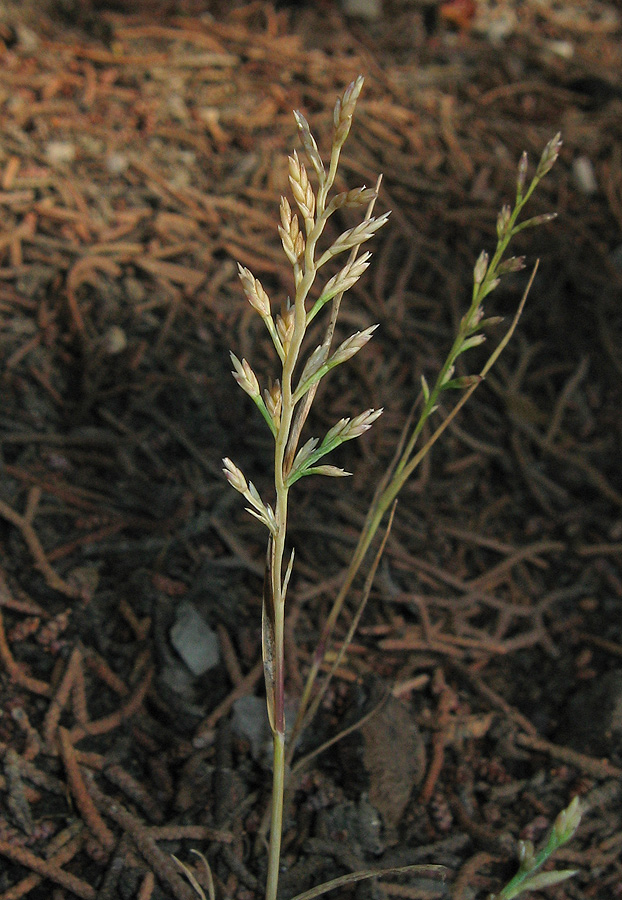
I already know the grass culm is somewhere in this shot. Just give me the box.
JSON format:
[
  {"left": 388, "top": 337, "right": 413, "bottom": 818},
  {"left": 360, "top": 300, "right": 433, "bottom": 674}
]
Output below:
[{"left": 219, "top": 78, "right": 581, "bottom": 900}]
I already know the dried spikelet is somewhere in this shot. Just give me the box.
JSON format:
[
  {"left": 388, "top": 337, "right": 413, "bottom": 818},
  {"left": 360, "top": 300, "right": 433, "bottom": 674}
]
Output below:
[
  {"left": 292, "top": 437, "right": 319, "bottom": 471},
  {"left": 230, "top": 352, "right": 260, "bottom": 398},
  {"left": 276, "top": 303, "right": 295, "bottom": 353},
  {"left": 323, "top": 417, "right": 350, "bottom": 444},
  {"left": 536, "top": 132, "right": 563, "bottom": 178},
  {"left": 278, "top": 197, "right": 305, "bottom": 265},
  {"left": 343, "top": 408, "right": 383, "bottom": 439},
  {"left": 264, "top": 379, "right": 282, "bottom": 427},
  {"left": 238, "top": 264, "right": 271, "bottom": 317},
  {"left": 247, "top": 481, "right": 277, "bottom": 532},
  {"left": 517, "top": 150, "right": 528, "bottom": 195},
  {"left": 289, "top": 209, "right": 300, "bottom": 246},
  {"left": 473, "top": 250, "right": 488, "bottom": 286},
  {"left": 293, "top": 110, "right": 325, "bottom": 180},
  {"left": 326, "top": 187, "right": 377, "bottom": 214},
  {"left": 333, "top": 75, "right": 364, "bottom": 148},
  {"left": 518, "top": 212, "right": 557, "bottom": 229},
  {"left": 298, "top": 344, "right": 325, "bottom": 384},
  {"left": 288, "top": 150, "right": 315, "bottom": 221},
  {"left": 222, "top": 458, "right": 247, "bottom": 494},
  {"left": 497, "top": 255, "right": 526, "bottom": 275},
  {"left": 329, "top": 325, "right": 378, "bottom": 367},
  {"left": 222, "top": 463, "right": 276, "bottom": 534},
  {"left": 319, "top": 211, "right": 390, "bottom": 265},
  {"left": 310, "top": 465, "right": 351, "bottom": 477},
  {"left": 280, "top": 195, "right": 292, "bottom": 232},
  {"left": 465, "top": 305, "right": 484, "bottom": 331},
  {"left": 497, "top": 203, "right": 511, "bottom": 239},
  {"left": 459, "top": 334, "right": 486, "bottom": 353},
  {"left": 320, "top": 252, "right": 372, "bottom": 300},
  {"left": 481, "top": 277, "right": 500, "bottom": 297},
  {"left": 277, "top": 226, "right": 295, "bottom": 265},
  {"left": 294, "top": 228, "right": 305, "bottom": 261}
]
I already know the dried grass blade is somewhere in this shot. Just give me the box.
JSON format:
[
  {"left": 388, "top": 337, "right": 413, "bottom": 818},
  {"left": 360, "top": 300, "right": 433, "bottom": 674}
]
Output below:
[{"left": 288, "top": 864, "right": 447, "bottom": 900}]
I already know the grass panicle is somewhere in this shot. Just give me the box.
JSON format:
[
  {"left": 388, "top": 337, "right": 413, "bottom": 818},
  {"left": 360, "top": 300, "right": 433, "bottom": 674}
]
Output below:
[
  {"left": 223, "top": 78, "right": 575, "bottom": 900},
  {"left": 225, "top": 76, "right": 388, "bottom": 900}
]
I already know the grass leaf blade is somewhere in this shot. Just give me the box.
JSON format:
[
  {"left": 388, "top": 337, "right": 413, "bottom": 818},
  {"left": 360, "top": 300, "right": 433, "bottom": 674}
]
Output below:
[{"left": 288, "top": 864, "right": 446, "bottom": 900}]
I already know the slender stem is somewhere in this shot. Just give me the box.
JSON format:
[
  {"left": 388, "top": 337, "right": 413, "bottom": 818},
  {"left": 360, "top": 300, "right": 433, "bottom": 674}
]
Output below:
[
  {"left": 265, "top": 166, "right": 330, "bottom": 900},
  {"left": 265, "top": 730, "right": 285, "bottom": 900},
  {"left": 288, "top": 266, "right": 535, "bottom": 759},
  {"left": 226, "top": 110, "right": 559, "bottom": 900}
]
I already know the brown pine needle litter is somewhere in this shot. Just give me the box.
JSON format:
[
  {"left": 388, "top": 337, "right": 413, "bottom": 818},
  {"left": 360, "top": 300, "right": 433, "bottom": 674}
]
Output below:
[{"left": 0, "top": 2, "right": 621, "bottom": 899}]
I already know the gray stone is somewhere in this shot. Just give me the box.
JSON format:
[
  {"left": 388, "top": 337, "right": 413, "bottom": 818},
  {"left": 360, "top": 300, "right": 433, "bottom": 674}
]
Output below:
[
  {"left": 170, "top": 601, "right": 220, "bottom": 676},
  {"left": 572, "top": 156, "right": 598, "bottom": 195},
  {"left": 231, "top": 696, "right": 271, "bottom": 764},
  {"left": 317, "top": 798, "right": 385, "bottom": 856}
]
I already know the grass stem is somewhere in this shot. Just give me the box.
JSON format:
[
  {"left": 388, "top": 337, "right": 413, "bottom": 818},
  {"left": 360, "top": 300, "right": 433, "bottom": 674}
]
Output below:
[{"left": 223, "top": 82, "right": 563, "bottom": 900}]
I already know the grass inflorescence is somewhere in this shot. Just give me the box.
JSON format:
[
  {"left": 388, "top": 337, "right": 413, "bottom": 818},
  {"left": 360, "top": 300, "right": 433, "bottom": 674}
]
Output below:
[{"left": 223, "top": 77, "right": 576, "bottom": 900}]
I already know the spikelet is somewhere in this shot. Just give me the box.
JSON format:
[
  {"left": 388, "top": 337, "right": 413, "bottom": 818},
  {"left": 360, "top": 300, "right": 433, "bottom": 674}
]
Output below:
[
  {"left": 293, "top": 109, "right": 325, "bottom": 181},
  {"left": 329, "top": 325, "right": 378, "bottom": 367},
  {"left": 230, "top": 352, "right": 260, "bottom": 398},
  {"left": 318, "top": 212, "right": 391, "bottom": 267},
  {"left": 320, "top": 252, "right": 372, "bottom": 301},
  {"left": 326, "top": 187, "right": 377, "bottom": 215},
  {"left": 288, "top": 150, "right": 315, "bottom": 222},
  {"left": 264, "top": 379, "right": 282, "bottom": 429},
  {"left": 276, "top": 302, "right": 295, "bottom": 355},
  {"left": 238, "top": 264, "right": 271, "bottom": 317},
  {"left": 278, "top": 196, "right": 305, "bottom": 265},
  {"left": 333, "top": 74, "right": 364, "bottom": 148}
]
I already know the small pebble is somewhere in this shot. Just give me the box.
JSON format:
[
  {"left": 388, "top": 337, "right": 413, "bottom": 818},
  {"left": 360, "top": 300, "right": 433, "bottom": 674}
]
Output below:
[
  {"left": 105, "top": 152, "right": 129, "bottom": 175},
  {"left": 546, "top": 39, "right": 574, "bottom": 60},
  {"left": 16, "top": 25, "right": 39, "bottom": 51},
  {"left": 339, "top": 0, "right": 381, "bottom": 20},
  {"left": 170, "top": 601, "right": 220, "bottom": 677},
  {"left": 572, "top": 156, "right": 598, "bottom": 195},
  {"left": 99, "top": 326, "right": 127, "bottom": 355},
  {"left": 45, "top": 141, "right": 76, "bottom": 166},
  {"left": 231, "top": 696, "right": 271, "bottom": 764}
]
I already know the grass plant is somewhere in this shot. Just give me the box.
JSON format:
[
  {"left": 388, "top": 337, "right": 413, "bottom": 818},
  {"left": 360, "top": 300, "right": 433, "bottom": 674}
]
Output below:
[
  {"left": 489, "top": 796, "right": 582, "bottom": 900},
  {"left": 223, "top": 77, "right": 575, "bottom": 900}
]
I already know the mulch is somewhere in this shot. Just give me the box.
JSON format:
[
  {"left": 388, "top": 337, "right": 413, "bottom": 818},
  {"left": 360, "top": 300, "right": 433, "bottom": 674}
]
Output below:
[{"left": 0, "top": 1, "right": 621, "bottom": 898}]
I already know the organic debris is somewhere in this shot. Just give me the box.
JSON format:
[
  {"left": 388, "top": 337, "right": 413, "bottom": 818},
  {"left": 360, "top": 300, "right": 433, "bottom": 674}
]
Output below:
[{"left": 0, "top": 2, "right": 621, "bottom": 898}]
